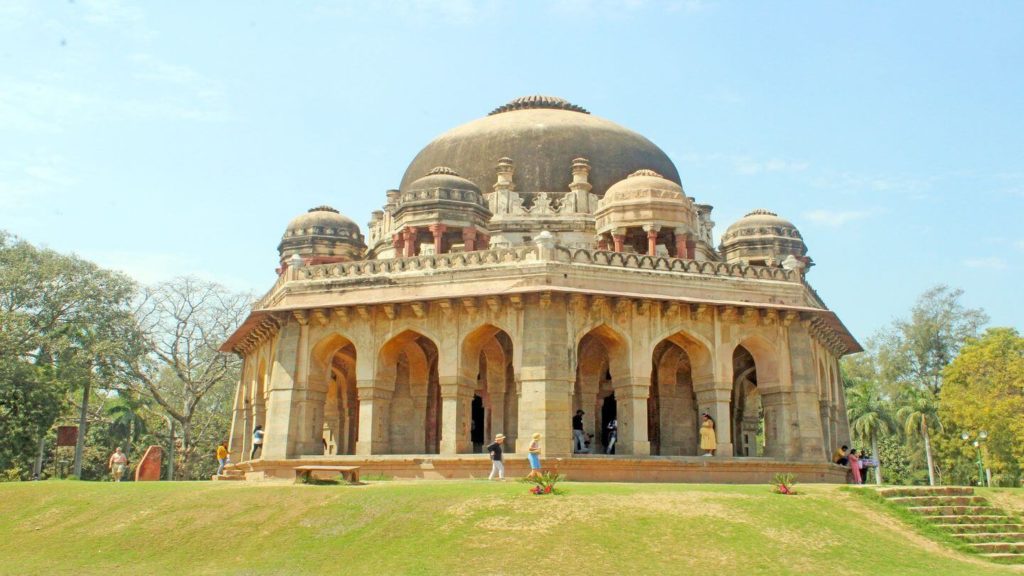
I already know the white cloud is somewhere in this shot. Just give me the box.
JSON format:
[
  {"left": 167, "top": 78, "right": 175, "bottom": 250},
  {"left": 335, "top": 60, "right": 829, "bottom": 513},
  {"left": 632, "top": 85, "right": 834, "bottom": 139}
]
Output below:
[
  {"left": 963, "top": 257, "right": 1008, "bottom": 270},
  {"left": 802, "top": 209, "right": 870, "bottom": 228},
  {"left": 736, "top": 158, "right": 810, "bottom": 175}
]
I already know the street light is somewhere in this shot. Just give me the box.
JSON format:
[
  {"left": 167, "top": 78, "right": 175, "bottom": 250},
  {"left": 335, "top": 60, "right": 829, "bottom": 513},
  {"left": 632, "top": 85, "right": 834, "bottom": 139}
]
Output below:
[{"left": 961, "top": 431, "right": 988, "bottom": 487}]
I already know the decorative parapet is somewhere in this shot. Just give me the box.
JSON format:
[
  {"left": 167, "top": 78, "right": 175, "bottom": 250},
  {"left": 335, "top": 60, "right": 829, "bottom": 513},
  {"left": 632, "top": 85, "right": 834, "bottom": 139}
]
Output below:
[{"left": 251, "top": 246, "right": 801, "bottom": 312}]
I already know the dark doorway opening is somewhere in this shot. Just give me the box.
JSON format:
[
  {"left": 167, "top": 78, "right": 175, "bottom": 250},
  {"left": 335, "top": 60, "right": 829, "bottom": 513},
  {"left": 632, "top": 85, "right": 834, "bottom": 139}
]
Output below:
[
  {"left": 471, "top": 395, "right": 485, "bottom": 453},
  {"left": 601, "top": 393, "right": 617, "bottom": 454}
]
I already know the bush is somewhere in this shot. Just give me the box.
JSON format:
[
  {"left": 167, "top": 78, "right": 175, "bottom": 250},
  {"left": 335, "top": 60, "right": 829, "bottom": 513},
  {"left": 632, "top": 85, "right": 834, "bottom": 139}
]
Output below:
[
  {"left": 771, "top": 472, "right": 798, "bottom": 495},
  {"left": 522, "top": 471, "right": 564, "bottom": 495}
]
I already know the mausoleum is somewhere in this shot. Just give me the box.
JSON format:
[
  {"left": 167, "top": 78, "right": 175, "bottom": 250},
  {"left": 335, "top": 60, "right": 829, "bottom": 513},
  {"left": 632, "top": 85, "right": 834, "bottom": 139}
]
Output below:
[{"left": 222, "top": 96, "right": 860, "bottom": 482}]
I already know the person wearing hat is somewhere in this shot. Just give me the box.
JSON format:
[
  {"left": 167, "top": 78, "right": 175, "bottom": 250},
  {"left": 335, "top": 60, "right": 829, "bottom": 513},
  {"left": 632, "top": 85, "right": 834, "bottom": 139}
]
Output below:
[
  {"left": 486, "top": 434, "right": 506, "bottom": 480},
  {"left": 526, "top": 432, "right": 543, "bottom": 480}
]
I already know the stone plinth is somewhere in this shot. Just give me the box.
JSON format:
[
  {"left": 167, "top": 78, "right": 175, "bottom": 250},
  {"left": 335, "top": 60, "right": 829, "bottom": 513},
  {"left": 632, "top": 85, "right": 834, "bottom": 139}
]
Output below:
[{"left": 134, "top": 445, "right": 163, "bottom": 481}]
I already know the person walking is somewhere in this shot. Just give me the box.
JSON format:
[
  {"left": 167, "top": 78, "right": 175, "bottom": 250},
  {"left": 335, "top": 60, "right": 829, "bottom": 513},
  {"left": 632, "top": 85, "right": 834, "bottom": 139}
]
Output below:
[
  {"left": 216, "top": 441, "right": 229, "bottom": 476},
  {"left": 251, "top": 425, "right": 264, "bottom": 460},
  {"left": 486, "top": 434, "right": 506, "bottom": 480},
  {"left": 700, "top": 414, "right": 717, "bottom": 456},
  {"left": 572, "top": 410, "right": 587, "bottom": 453},
  {"left": 605, "top": 419, "right": 618, "bottom": 454},
  {"left": 108, "top": 447, "right": 128, "bottom": 482},
  {"left": 526, "top": 432, "right": 543, "bottom": 480}
]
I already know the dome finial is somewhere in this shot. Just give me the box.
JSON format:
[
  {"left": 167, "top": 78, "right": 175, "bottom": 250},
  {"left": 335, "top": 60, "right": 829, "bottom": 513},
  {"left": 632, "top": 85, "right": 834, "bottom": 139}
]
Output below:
[{"left": 488, "top": 95, "right": 589, "bottom": 116}]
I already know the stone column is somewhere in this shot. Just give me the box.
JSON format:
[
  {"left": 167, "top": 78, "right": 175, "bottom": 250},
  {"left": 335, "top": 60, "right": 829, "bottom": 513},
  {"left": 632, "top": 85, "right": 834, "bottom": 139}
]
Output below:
[
  {"left": 612, "top": 233, "right": 626, "bottom": 253},
  {"left": 820, "top": 399, "right": 833, "bottom": 454},
  {"left": 643, "top": 224, "right": 660, "bottom": 256},
  {"left": 760, "top": 391, "right": 787, "bottom": 459},
  {"left": 392, "top": 232, "right": 405, "bottom": 257},
  {"left": 673, "top": 229, "right": 688, "bottom": 259},
  {"left": 403, "top": 227, "right": 418, "bottom": 257},
  {"left": 429, "top": 223, "right": 447, "bottom": 254},
  {"left": 462, "top": 227, "right": 477, "bottom": 252},
  {"left": 440, "top": 376, "right": 474, "bottom": 454},
  {"left": 262, "top": 322, "right": 301, "bottom": 460},
  {"left": 516, "top": 295, "right": 573, "bottom": 457},
  {"left": 227, "top": 368, "right": 247, "bottom": 462},
  {"left": 616, "top": 380, "right": 651, "bottom": 455},
  {"left": 295, "top": 388, "right": 326, "bottom": 455},
  {"left": 355, "top": 385, "right": 392, "bottom": 455},
  {"left": 686, "top": 239, "right": 696, "bottom": 259},
  {"left": 595, "top": 234, "right": 608, "bottom": 251},
  {"left": 696, "top": 388, "right": 733, "bottom": 457}
]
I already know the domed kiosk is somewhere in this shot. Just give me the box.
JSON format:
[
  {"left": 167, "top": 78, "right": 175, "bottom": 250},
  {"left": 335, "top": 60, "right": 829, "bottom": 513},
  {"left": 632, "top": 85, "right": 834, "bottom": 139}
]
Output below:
[{"left": 222, "top": 96, "right": 860, "bottom": 484}]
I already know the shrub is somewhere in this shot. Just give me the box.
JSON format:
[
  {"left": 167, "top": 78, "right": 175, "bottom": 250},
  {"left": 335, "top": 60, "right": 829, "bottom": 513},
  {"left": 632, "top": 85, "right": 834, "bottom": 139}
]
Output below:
[{"left": 772, "top": 472, "right": 798, "bottom": 495}]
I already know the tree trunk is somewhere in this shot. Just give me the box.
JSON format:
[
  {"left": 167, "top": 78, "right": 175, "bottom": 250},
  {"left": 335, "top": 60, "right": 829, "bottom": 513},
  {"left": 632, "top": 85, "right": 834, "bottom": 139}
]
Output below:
[
  {"left": 922, "top": 418, "right": 935, "bottom": 486},
  {"left": 181, "top": 417, "right": 192, "bottom": 480},
  {"left": 33, "top": 436, "right": 46, "bottom": 480},
  {"left": 167, "top": 418, "right": 176, "bottom": 481},
  {"left": 72, "top": 378, "right": 90, "bottom": 478},
  {"left": 872, "top": 433, "right": 883, "bottom": 485}
]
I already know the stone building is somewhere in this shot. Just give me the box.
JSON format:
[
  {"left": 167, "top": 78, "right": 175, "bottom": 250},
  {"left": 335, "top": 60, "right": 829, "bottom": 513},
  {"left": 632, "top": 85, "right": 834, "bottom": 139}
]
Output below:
[{"left": 222, "top": 96, "right": 859, "bottom": 482}]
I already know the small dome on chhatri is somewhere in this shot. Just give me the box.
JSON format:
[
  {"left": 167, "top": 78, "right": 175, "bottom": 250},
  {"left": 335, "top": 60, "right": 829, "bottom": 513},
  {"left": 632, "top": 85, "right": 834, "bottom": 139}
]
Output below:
[
  {"left": 406, "top": 166, "right": 481, "bottom": 194},
  {"left": 283, "top": 205, "right": 361, "bottom": 239},
  {"left": 603, "top": 168, "right": 685, "bottom": 203},
  {"left": 722, "top": 209, "right": 802, "bottom": 242}
]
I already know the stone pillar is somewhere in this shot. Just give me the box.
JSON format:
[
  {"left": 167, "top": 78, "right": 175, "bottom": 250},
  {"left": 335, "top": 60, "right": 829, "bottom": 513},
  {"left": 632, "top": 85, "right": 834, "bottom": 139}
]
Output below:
[
  {"left": 786, "top": 323, "right": 829, "bottom": 461},
  {"left": 696, "top": 388, "right": 733, "bottom": 457},
  {"left": 429, "top": 223, "right": 447, "bottom": 254},
  {"left": 673, "top": 229, "right": 688, "bottom": 259},
  {"left": 490, "top": 390, "right": 506, "bottom": 439},
  {"left": 227, "top": 369, "right": 247, "bottom": 462},
  {"left": 760, "top": 391, "right": 787, "bottom": 459},
  {"left": 355, "top": 385, "right": 392, "bottom": 455},
  {"left": 262, "top": 322, "right": 301, "bottom": 460},
  {"left": 411, "top": 389, "right": 429, "bottom": 453},
  {"left": 403, "top": 227, "right": 418, "bottom": 257},
  {"left": 686, "top": 239, "right": 696, "bottom": 259},
  {"left": 516, "top": 295, "right": 573, "bottom": 457},
  {"left": 462, "top": 227, "right": 477, "bottom": 252},
  {"left": 595, "top": 235, "right": 608, "bottom": 251},
  {"left": 569, "top": 157, "right": 592, "bottom": 213},
  {"left": 616, "top": 380, "right": 651, "bottom": 455},
  {"left": 392, "top": 232, "right": 405, "bottom": 257},
  {"left": 612, "top": 233, "right": 626, "bottom": 253},
  {"left": 295, "top": 388, "right": 326, "bottom": 455},
  {"left": 820, "top": 399, "right": 833, "bottom": 455},
  {"left": 440, "top": 377, "right": 474, "bottom": 454},
  {"left": 643, "top": 224, "right": 660, "bottom": 256}
]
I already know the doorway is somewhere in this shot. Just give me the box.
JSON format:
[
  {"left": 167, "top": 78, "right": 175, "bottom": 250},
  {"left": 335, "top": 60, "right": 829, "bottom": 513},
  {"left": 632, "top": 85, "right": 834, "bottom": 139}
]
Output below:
[
  {"left": 601, "top": 393, "right": 617, "bottom": 454},
  {"left": 471, "top": 395, "right": 485, "bottom": 453}
]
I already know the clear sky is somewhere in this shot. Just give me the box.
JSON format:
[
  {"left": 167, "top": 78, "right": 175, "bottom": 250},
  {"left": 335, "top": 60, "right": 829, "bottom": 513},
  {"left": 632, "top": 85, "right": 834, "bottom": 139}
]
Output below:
[{"left": 2, "top": 1, "right": 1021, "bottom": 342}]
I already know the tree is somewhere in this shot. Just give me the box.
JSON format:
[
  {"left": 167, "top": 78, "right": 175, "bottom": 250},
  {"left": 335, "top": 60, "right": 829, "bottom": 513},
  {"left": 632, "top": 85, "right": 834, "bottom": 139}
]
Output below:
[
  {"left": 939, "top": 328, "right": 1024, "bottom": 486},
  {"left": 897, "top": 388, "right": 942, "bottom": 486},
  {"left": 846, "top": 380, "right": 896, "bottom": 484},
  {"left": 876, "top": 286, "right": 988, "bottom": 396},
  {"left": 116, "top": 277, "right": 249, "bottom": 479},
  {"left": 0, "top": 231, "right": 138, "bottom": 479}
]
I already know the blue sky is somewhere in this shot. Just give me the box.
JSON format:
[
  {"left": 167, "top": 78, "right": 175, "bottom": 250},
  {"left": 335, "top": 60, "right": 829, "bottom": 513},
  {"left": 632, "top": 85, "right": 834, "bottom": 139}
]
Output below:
[{"left": 1, "top": 1, "right": 1020, "bottom": 342}]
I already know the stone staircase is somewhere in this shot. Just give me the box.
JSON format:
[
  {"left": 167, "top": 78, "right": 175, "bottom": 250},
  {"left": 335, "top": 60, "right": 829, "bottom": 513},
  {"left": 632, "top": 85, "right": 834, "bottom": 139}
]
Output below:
[
  {"left": 876, "top": 486, "right": 1024, "bottom": 564},
  {"left": 211, "top": 468, "right": 245, "bottom": 481}
]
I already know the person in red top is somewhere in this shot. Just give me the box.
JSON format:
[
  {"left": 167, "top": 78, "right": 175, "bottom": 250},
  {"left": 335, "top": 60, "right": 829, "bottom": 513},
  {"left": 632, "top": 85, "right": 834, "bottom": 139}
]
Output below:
[{"left": 847, "top": 449, "right": 862, "bottom": 484}]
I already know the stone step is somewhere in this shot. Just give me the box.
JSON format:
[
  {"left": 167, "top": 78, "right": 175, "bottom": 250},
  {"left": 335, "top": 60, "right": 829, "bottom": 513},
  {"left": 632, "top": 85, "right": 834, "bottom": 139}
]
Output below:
[
  {"left": 887, "top": 496, "right": 987, "bottom": 507},
  {"left": 979, "top": 553, "right": 1024, "bottom": 563},
  {"left": 969, "top": 542, "right": 1024, "bottom": 554},
  {"left": 908, "top": 505, "right": 997, "bottom": 516},
  {"left": 877, "top": 486, "right": 975, "bottom": 498},
  {"left": 954, "top": 533, "right": 1024, "bottom": 542},
  {"left": 211, "top": 474, "right": 245, "bottom": 481},
  {"left": 924, "top": 515, "right": 1014, "bottom": 525},
  {"left": 940, "top": 523, "right": 1024, "bottom": 534}
]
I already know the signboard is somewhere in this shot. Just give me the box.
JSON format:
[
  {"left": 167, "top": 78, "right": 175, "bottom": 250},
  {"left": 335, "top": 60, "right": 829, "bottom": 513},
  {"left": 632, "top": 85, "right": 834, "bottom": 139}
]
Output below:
[{"left": 56, "top": 426, "right": 78, "bottom": 447}]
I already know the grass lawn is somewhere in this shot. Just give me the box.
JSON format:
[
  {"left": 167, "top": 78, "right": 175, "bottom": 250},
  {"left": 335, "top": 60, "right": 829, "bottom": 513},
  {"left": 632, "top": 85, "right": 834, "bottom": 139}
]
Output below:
[{"left": 0, "top": 480, "right": 1021, "bottom": 576}]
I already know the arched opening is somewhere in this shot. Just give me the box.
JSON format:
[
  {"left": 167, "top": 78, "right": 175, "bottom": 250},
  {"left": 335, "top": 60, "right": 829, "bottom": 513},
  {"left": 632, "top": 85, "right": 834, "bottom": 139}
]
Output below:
[
  {"left": 574, "top": 325, "right": 632, "bottom": 454},
  {"left": 732, "top": 345, "right": 764, "bottom": 457},
  {"left": 649, "top": 339, "right": 701, "bottom": 455},
  {"left": 601, "top": 393, "right": 617, "bottom": 454},
  {"left": 309, "top": 334, "right": 359, "bottom": 456},
  {"left": 461, "top": 325, "right": 516, "bottom": 453},
  {"left": 377, "top": 330, "right": 441, "bottom": 455}
]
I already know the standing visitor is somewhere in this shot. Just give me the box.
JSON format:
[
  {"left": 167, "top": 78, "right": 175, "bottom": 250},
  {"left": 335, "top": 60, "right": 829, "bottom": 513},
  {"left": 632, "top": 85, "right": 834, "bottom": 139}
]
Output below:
[
  {"left": 700, "top": 414, "right": 717, "bottom": 456},
  {"left": 251, "top": 425, "right": 264, "bottom": 460},
  {"left": 216, "top": 441, "right": 229, "bottom": 476},
  {"left": 487, "top": 434, "right": 506, "bottom": 480},
  {"left": 526, "top": 432, "right": 543, "bottom": 480},
  {"left": 108, "top": 447, "right": 128, "bottom": 482},
  {"left": 572, "top": 410, "right": 587, "bottom": 453},
  {"left": 848, "top": 449, "right": 862, "bottom": 484},
  {"left": 605, "top": 419, "right": 618, "bottom": 454}
]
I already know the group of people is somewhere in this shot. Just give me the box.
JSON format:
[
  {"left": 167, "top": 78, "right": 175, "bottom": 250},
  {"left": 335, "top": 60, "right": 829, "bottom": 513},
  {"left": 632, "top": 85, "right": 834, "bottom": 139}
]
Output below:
[
  {"left": 832, "top": 444, "right": 878, "bottom": 484},
  {"left": 485, "top": 431, "right": 543, "bottom": 481},
  {"left": 571, "top": 410, "right": 618, "bottom": 454}
]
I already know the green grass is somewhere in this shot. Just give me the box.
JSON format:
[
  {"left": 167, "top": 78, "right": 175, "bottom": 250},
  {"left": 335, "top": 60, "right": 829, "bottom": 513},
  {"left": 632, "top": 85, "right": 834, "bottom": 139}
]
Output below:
[{"left": 1, "top": 481, "right": 1022, "bottom": 575}]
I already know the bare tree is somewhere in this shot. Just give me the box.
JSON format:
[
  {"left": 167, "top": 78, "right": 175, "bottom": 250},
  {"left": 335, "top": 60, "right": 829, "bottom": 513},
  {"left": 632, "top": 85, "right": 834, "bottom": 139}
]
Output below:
[{"left": 119, "top": 277, "right": 250, "bottom": 479}]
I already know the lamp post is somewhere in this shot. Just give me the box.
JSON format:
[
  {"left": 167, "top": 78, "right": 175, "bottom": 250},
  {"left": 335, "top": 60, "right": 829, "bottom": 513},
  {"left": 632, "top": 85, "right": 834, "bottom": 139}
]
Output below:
[{"left": 960, "top": 430, "right": 988, "bottom": 487}]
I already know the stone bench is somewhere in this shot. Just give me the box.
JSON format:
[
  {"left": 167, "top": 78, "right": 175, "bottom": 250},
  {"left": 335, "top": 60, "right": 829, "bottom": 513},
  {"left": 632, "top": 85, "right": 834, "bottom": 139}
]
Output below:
[{"left": 294, "top": 465, "right": 361, "bottom": 484}]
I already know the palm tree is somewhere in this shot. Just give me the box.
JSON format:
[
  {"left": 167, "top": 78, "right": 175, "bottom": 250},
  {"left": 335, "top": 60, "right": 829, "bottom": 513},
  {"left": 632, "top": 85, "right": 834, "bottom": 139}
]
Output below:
[
  {"left": 107, "top": 395, "right": 149, "bottom": 459},
  {"left": 897, "top": 389, "right": 941, "bottom": 486},
  {"left": 847, "top": 381, "right": 896, "bottom": 484}
]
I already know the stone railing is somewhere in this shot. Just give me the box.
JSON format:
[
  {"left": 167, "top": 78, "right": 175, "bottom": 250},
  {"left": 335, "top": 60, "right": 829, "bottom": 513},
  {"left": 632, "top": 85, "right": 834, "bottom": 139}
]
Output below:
[{"left": 252, "top": 246, "right": 799, "bottom": 311}]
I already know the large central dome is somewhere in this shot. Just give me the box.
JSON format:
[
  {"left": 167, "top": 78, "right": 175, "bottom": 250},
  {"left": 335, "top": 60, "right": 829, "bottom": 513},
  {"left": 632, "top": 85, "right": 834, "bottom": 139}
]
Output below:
[{"left": 399, "top": 96, "right": 681, "bottom": 196}]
